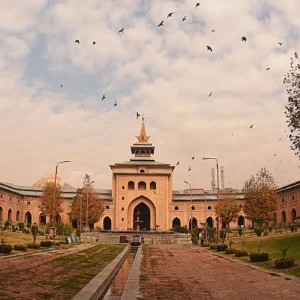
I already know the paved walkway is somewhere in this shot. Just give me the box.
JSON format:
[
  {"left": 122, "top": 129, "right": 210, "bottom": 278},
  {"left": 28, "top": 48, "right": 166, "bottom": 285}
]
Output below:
[{"left": 138, "top": 245, "right": 300, "bottom": 300}]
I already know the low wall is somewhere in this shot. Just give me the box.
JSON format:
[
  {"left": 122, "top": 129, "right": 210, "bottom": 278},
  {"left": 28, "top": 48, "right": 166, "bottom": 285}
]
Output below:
[{"left": 81, "top": 231, "right": 191, "bottom": 244}]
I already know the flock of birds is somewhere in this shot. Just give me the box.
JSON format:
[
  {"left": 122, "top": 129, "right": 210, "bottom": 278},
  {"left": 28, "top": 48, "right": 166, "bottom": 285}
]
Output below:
[{"left": 58, "top": 2, "right": 297, "bottom": 188}]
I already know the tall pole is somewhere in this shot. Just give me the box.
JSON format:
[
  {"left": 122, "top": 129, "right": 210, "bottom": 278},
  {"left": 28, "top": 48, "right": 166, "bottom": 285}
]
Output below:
[
  {"left": 80, "top": 195, "right": 82, "bottom": 243},
  {"left": 216, "top": 160, "right": 220, "bottom": 241},
  {"left": 52, "top": 164, "right": 58, "bottom": 226},
  {"left": 184, "top": 181, "right": 192, "bottom": 231},
  {"left": 85, "top": 180, "right": 94, "bottom": 230}
]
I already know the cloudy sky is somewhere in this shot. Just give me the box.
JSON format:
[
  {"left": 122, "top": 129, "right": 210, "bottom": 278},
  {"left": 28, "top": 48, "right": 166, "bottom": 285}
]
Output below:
[{"left": 0, "top": 0, "right": 299, "bottom": 190}]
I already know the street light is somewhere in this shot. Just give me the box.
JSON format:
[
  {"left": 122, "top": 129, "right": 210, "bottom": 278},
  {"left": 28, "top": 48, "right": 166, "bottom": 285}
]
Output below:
[
  {"left": 86, "top": 180, "right": 95, "bottom": 230},
  {"left": 52, "top": 160, "right": 71, "bottom": 226},
  {"left": 202, "top": 157, "right": 220, "bottom": 241},
  {"left": 77, "top": 193, "right": 84, "bottom": 243},
  {"left": 184, "top": 180, "right": 193, "bottom": 231}
]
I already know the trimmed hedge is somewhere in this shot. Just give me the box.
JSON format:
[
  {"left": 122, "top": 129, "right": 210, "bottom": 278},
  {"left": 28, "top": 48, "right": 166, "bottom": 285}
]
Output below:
[
  {"left": 217, "top": 245, "right": 228, "bottom": 252},
  {"left": 40, "top": 241, "right": 52, "bottom": 247},
  {"left": 210, "top": 245, "right": 217, "bottom": 250},
  {"left": 235, "top": 250, "right": 248, "bottom": 257},
  {"left": 27, "top": 243, "right": 41, "bottom": 249},
  {"left": 14, "top": 244, "right": 27, "bottom": 251},
  {"left": 275, "top": 258, "right": 294, "bottom": 269},
  {"left": 249, "top": 253, "right": 269, "bottom": 262},
  {"left": 225, "top": 248, "right": 236, "bottom": 254},
  {"left": 0, "top": 245, "right": 13, "bottom": 254}
]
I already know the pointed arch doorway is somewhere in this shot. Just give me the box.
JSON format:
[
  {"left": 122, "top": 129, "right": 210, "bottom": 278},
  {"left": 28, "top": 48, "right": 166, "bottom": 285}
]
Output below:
[{"left": 134, "top": 202, "right": 150, "bottom": 231}]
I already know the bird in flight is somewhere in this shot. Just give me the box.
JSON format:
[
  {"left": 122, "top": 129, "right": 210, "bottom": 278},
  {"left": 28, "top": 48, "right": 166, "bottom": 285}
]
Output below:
[
  {"left": 206, "top": 46, "right": 212, "bottom": 52},
  {"left": 61, "top": 85, "right": 63, "bottom": 88},
  {"left": 167, "top": 12, "right": 173, "bottom": 18},
  {"left": 188, "top": 167, "right": 191, "bottom": 171},
  {"left": 279, "top": 138, "right": 282, "bottom": 141},
  {"left": 211, "top": 29, "right": 215, "bottom": 33},
  {"left": 196, "top": 3, "right": 200, "bottom": 7},
  {"left": 93, "top": 41, "right": 96, "bottom": 45},
  {"left": 241, "top": 36, "right": 247, "bottom": 42},
  {"left": 274, "top": 153, "right": 276, "bottom": 156},
  {"left": 208, "top": 92, "right": 212, "bottom": 97},
  {"left": 118, "top": 28, "right": 124, "bottom": 33},
  {"left": 114, "top": 101, "right": 117, "bottom": 107},
  {"left": 266, "top": 67, "right": 271, "bottom": 70},
  {"left": 101, "top": 95, "right": 105, "bottom": 101},
  {"left": 75, "top": 40, "right": 80, "bottom": 44},
  {"left": 249, "top": 125, "right": 253, "bottom": 129},
  {"left": 192, "top": 156, "right": 195, "bottom": 160},
  {"left": 278, "top": 42, "right": 283, "bottom": 46},
  {"left": 182, "top": 16, "right": 186, "bottom": 21},
  {"left": 136, "top": 112, "right": 140, "bottom": 119},
  {"left": 176, "top": 161, "right": 180, "bottom": 165},
  {"left": 158, "top": 20, "right": 164, "bottom": 27},
  {"left": 231, "top": 133, "right": 233, "bottom": 136}
]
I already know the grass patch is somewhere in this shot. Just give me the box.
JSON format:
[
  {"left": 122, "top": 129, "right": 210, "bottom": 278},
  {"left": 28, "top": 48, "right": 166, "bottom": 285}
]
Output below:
[{"left": 220, "top": 232, "right": 300, "bottom": 277}]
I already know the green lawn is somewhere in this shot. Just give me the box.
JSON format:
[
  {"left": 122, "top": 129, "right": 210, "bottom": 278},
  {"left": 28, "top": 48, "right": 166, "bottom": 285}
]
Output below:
[{"left": 217, "top": 232, "right": 300, "bottom": 277}]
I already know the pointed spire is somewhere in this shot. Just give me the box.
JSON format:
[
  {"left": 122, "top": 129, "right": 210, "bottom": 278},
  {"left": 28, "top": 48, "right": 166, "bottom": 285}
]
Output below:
[{"left": 138, "top": 118, "right": 149, "bottom": 142}]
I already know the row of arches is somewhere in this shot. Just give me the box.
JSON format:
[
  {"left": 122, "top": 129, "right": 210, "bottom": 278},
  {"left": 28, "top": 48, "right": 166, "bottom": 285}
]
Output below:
[
  {"left": 127, "top": 181, "right": 156, "bottom": 190},
  {"left": 281, "top": 209, "right": 297, "bottom": 224},
  {"left": 0, "top": 207, "right": 21, "bottom": 222}
]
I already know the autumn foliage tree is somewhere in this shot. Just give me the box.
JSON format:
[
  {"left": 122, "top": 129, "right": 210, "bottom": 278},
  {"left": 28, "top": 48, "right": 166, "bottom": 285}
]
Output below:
[
  {"left": 283, "top": 52, "right": 300, "bottom": 158},
  {"left": 70, "top": 174, "right": 104, "bottom": 228},
  {"left": 215, "top": 188, "right": 240, "bottom": 229},
  {"left": 38, "top": 182, "right": 64, "bottom": 224},
  {"left": 243, "top": 168, "right": 277, "bottom": 226}
]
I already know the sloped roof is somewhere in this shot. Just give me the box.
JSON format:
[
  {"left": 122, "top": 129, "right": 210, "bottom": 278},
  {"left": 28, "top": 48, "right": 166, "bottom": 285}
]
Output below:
[
  {"left": 276, "top": 180, "right": 300, "bottom": 193},
  {"left": 32, "top": 173, "right": 74, "bottom": 189}
]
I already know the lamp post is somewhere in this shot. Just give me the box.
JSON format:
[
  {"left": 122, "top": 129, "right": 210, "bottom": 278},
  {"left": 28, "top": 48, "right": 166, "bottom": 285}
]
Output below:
[
  {"left": 184, "top": 180, "right": 193, "bottom": 231},
  {"left": 85, "top": 180, "right": 95, "bottom": 230},
  {"left": 77, "top": 193, "right": 84, "bottom": 243},
  {"left": 204, "top": 191, "right": 208, "bottom": 224},
  {"left": 52, "top": 160, "right": 71, "bottom": 226},
  {"left": 202, "top": 157, "right": 220, "bottom": 241}
]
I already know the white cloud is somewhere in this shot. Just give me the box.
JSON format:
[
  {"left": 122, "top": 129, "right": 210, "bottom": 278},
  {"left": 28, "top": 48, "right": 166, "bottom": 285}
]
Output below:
[{"left": 0, "top": 0, "right": 299, "bottom": 191}]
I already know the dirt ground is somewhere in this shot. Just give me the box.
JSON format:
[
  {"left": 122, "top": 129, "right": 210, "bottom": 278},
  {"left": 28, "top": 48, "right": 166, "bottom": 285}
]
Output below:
[
  {"left": 0, "top": 243, "right": 102, "bottom": 300},
  {"left": 138, "top": 244, "right": 300, "bottom": 300}
]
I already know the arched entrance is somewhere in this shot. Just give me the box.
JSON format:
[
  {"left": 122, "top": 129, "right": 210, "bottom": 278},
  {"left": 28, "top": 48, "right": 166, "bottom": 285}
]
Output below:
[
  {"left": 103, "top": 217, "right": 112, "bottom": 230},
  {"left": 0, "top": 207, "right": 3, "bottom": 222},
  {"left": 281, "top": 211, "right": 286, "bottom": 224},
  {"left": 72, "top": 219, "right": 78, "bottom": 228},
  {"left": 25, "top": 211, "right": 32, "bottom": 224},
  {"left": 134, "top": 202, "right": 150, "bottom": 231},
  {"left": 206, "top": 217, "right": 213, "bottom": 228},
  {"left": 189, "top": 217, "right": 197, "bottom": 230},
  {"left": 16, "top": 210, "right": 20, "bottom": 222},
  {"left": 172, "top": 217, "right": 181, "bottom": 229},
  {"left": 8, "top": 209, "right": 12, "bottom": 222},
  {"left": 39, "top": 214, "right": 46, "bottom": 225},
  {"left": 291, "top": 209, "right": 296, "bottom": 223},
  {"left": 56, "top": 214, "right": 61, "bottom": 223},
  {"left": 238, "top": 215, "right": 245, "bottom": 227}
]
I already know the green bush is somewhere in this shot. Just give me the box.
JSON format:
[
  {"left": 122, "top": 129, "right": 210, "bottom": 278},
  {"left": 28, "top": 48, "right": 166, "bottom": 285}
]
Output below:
[
  {"left": 18, "top": 223, "right": 25, "bottom": 232},
  {"left": 201, "top": 243, "right": 210, "bottom": 247},
  {"left": 27, "top": 243, "right": 41, "bottom": 249},
  {"left": 14, "top": 244, "right": 27, "bottom": 251},
  {"left": 12, "top": 225, "right": 16, "bottom": 232},
  {"left": 238, "top": 228, "right": 243, "bottom": 236},
  {"left": 210, "top": 245, "right": 217, "bottom": 250},
  {"left": 40, "top": 241, "right": 52, "bottom": 247},
  {"left": 174, "top": 226, "right": 189, "bottom": 234},
  {"left": 290, "top": 224, "right": 296, "bottom": 233},
  {"left": 275, "top": 258, "right": 294, "bottom": 269},
  {"left": 268, "top": 226, "right": 273, "bottom": 233},
  {"left": 0, "top": 244, "right": 13, "bottom": 254},
  {"left": 235, "top": 250, "right": 248, "bottom": 257},
  {"left": 225, "top": 248, "right": 236, "bottom": 254},
  {"left": 217, "top": 245, "right": 228, "bottom": 252},
  {"left": 249, "top": 253, "right": 269, "bottom": 262},
  {"left": 254, "top": 227, "right": 263, "bottom": 237}
]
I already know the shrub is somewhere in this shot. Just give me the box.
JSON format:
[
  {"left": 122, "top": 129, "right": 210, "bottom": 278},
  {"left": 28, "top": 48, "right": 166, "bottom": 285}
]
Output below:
[
  {"left": 18, "top": 223, "right": 25, "bottom": 232},
  {"left": 238, "top": 228, "right": 243, "bottom": 236},
  {"left": 268, "top": 226, "right": 273, "bottom": 233},
  {"left": 217, "top": 245, "right": 228, "bottom": 252},
  {"left": 249, "top": 253, "right": 269, "bottom": 262},
  {"left": 263, "top": 230, "right": 268, "bottom": 236},
  {"left": 290, "top": 224, "right": 296, "bottom": 233},
  {"left": 235, "top": 250, "right": 248, "bottom": 257},
  {"left": 220, "top": 229, "right": 227, "bottom": 239},
  {"left": 174, "top": 226, "right": 189, "bottom": 234},
  {"left": 225, "top": 248, "right": 236, "bottom": 254},
  {"left": 27, "top": 243, "right": 41, "bottom": 249},
  {"left": 0, "top": 244, "right": 13, "bottom": 254},
  {"left": 14, "top": 244, "right": 27, "bottom": 251},
  {"left": 201, "top": 243, "right": 210, "bottom": 247},
  {"left": 275, "top": 258, "right": 294, "bottom": 269},
  {"left": 210, "top": 245, "right": 217, "bottom": 250},
  {"left": 254, "top": 227, "right": 263, "bottom": 237},
  {"left": 12, "top": 225, "right": 16, "bottom": 232},
  {"left": 40, "top": 241, "right": 52, "bottom": 247}
]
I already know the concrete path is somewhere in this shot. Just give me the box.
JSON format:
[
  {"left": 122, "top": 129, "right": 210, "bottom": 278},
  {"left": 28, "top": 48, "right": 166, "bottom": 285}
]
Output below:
[{"left": 139, "top": 245, "right": 300, "bottom": 300}]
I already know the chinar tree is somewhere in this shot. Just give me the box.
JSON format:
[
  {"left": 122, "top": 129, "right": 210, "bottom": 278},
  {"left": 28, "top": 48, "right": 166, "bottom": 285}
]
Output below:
[
  {"left": 243, "top": 168, "right": 277, "bottom": 227},
  {"left": 70, "top": 174, "right": 105, "bottom": 229},
  {"left": 283, "top": 52, "right": 300, "bottom": 158},
  {"left": 214, "top": 188, "right": 240, "bottom": 229}
]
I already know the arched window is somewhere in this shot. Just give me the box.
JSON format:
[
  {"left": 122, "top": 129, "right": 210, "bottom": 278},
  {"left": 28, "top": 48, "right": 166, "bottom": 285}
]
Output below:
[
  {"left": 0, "top": 207, "right": 3, "bottom": 222},
  {"left": 291, "top": 209, "right": 297, "bottom": 223},
  {"left": 128, "top": 181, "right": 135, "bottom": 190},
  {"left": 172, "top": 217, "right": 181, "bottom": 229},
  {"left": 208, "top": 206, "right": 212, "bottom": 210},
  {"left": 8, "top": 209, "right": 12, "bottom": 222},
  {"left": 140, "top": 169, "right": 145, "bottom": 173},
  {"left": 122, "top": 207, "right": 124, "bottom": 211},
  {"left": 16, "top": 210, "right": 20, "bottom": 222},
  {"left": 281, "top": 211, "right": 286, "bottom": 223},
  {"left": 238, "top": 215, "right": 245, "bottom": 227},
  {"left": 25, "top": 211, "right": 32, "bottom": 224},
  {"left": 39, "top": 214, "right": 46, "bottom": 225},
  {"left": 175, "top": 206, "right": 179, "bottom": 211},
  {"left": 103, "top": 217, "right": 112, "bottom": 230},
  {"left": 150, "top": 181, "right": 156, "bottom": 190},
  {"left": 106, "top": 205, "right": 110, "bottom": 209},
  {"left": 191, "top": 206, "right": 195, "bottom": 210},
  {"left": 56, "top": 214, "right": 61, "bottom": 223},
  {"left": 138, "top": 181, "right": 146, "bottom": 190},
  {"left": 206, "top": 217, "right": 213, "bottom": 228}
]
